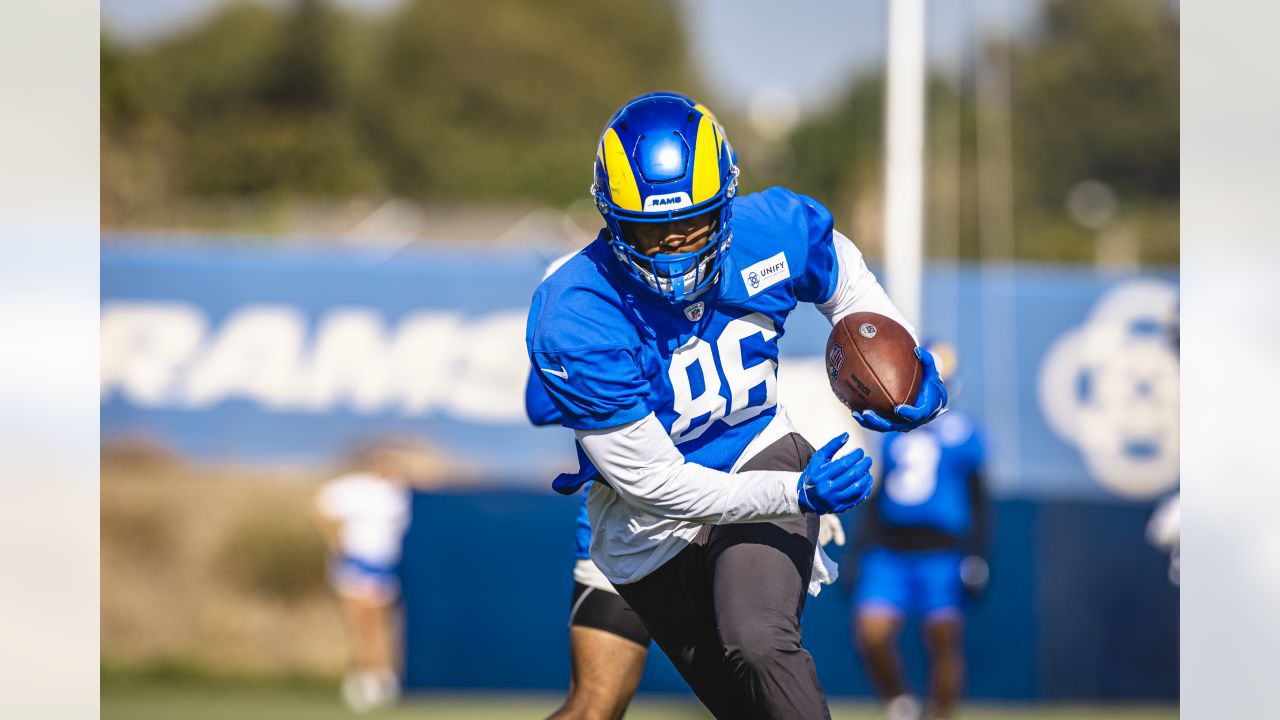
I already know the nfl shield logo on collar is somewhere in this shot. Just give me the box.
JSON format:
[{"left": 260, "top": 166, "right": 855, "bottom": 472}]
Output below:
[{"left": 684, "top": 301, "right": 705, "bottom": 322}]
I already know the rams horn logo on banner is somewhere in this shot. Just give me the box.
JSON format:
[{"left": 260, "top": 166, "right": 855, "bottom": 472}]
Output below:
[{"left": 1037, "top": 279, "right": 1179, "bottom": 498}]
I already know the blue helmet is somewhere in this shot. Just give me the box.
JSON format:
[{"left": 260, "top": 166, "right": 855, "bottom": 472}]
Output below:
[{"left": 591, "top": 92, "right": 739, "bottom": 303}]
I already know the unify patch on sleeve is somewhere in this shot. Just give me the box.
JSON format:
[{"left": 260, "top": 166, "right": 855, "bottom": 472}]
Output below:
[{"left": 740, "top": 252, "right": 791, "bottom": 297}]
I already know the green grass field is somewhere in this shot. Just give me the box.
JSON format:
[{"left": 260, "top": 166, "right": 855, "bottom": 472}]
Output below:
[{"left": 102, "top": 675, "right": 1177, "bottom": 720}]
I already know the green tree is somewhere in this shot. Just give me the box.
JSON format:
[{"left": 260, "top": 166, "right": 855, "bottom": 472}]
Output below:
[
  {"left": 102, "top": 35, "right": 140, "bottom": 128},
  {"left": 256, "top": 0, "right": 345, "bottom": 113},
  {"left": 774, "top": 77, "right": 885, "bottom": 215},
  {"left": 773, "top": 75, "right": 967, "bottom": 258},
  {"left": 129, "top": 2, "right": 284, "bottom": 125},
  {"left": 102, "top": 0, "right": 702, "bottom": 226},
  {"left": 124, "top": 1, "right": 381, "bottom": 198},
  {"left": 1007, "top": 0, "right": 1179, "bottom": 264},
  {"left": 775, "top": 0, "right": 1178, "bottom": 265},
  {"left": 362, "top": 0, "right": 699, "bottom": 203},
  {"left": 1012, "top": 0, "right": 1179, "bottom": 207}
]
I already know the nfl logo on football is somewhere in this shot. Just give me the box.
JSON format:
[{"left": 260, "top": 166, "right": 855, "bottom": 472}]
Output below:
[{"left": 827, "top": 343, "right": 845, "bottom": 380}]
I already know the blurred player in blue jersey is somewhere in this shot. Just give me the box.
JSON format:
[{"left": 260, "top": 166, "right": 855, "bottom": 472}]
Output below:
[
  {"left": 849, "top": 341, "right": 989, "bottom": 720},
  {"left": 525, "top": 254, "right": 653, "bottom": 720},
  {"left": 526, "top": 92, "right": 947, "bottom": 719}
]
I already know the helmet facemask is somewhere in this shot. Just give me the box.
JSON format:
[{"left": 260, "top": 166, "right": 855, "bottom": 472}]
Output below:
[{"left": 608, "top": 207, "right": 732, "bottom": 303}]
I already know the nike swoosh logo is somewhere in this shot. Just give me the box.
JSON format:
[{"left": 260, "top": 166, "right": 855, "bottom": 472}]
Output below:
[{"left": 540, "top": 366, "right": 569, "bottom": 379}]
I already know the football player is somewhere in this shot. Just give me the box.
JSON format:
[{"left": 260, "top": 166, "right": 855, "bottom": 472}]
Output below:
[
  {"left": 848, "top": 341, "right": 989, "bottom": 720},
  {"left": 525, "top": 255, "right": 653, "bottom": 720},
  {"left": 525, "top": 337, "right": 858, "bottom": 720},
  {"left": 525, "top": 92, "right": 946, "bottom": 719}
]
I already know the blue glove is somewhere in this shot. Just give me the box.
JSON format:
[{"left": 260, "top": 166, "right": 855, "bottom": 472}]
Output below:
[
  {"left": 853, "top": 346, "right": 948, "bottom": 433},
  {"left": 797, "top": 433, "right": 875, "bottom": 515}
]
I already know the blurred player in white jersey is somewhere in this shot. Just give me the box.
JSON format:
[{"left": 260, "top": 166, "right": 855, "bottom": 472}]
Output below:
[{"left": 313, "top": 444, "right": 416, "bottom": 712}]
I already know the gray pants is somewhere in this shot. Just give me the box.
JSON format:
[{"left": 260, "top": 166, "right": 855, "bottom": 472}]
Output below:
[{"left": 614, "top": 433, "right": 830, "bottom": 720}]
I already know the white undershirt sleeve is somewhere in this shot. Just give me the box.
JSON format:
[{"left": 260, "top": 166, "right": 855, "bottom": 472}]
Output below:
[
  {"left": 575, "top": 413, "right": 802, "bottom": 524},
  {"left": 816, "top": 230, "right": 920, "bottom": 343}
]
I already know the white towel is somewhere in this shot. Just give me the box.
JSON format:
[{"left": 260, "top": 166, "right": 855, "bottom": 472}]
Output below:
[{"left": 808, "top": 543, "right": 840, "bottom": 597}]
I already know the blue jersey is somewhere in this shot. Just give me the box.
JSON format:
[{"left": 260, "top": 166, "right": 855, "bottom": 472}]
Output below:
[
  {"left": 524, "top": 365, "right": 593, "bottom": 559},
  {"left": 875, "top": 411, "right": 986, "bottom": 538},
  {"left": 524, "top": 364, "right": 561, "bottom": 426},
  {"left": 526, "top": 187, "right": 841, "bottom": 488}
]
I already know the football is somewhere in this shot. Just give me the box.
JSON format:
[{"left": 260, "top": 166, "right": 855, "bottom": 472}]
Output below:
[{"left": 825, "top": 312, "right": 922, "bottom": 416}]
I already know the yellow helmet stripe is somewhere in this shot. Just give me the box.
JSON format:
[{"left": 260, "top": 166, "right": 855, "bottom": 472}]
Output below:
[
  {"left": 602, "top": 128, "right": 642, "bottom": 212},
  {"left": 694, "top": 102, "right": 725, "bottom": 156},
  {"left": 691, "top": 116, "right": 722, "bottom": 205},
  {"left": 693, "top": 102, "right": 720, "bottom": 127}
]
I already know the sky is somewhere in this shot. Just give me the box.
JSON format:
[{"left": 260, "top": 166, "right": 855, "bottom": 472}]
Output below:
[
  {"left": 100, "top": 0, "right": 1039, "bottom": 116},
  {"left": 673, "top": 0, "right": 1037, "bottom": 114}
]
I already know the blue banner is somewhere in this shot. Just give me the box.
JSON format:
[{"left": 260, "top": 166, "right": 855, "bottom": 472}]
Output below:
[{"left": 102, "top": 239, "right": 1178, "bottom": 501}]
